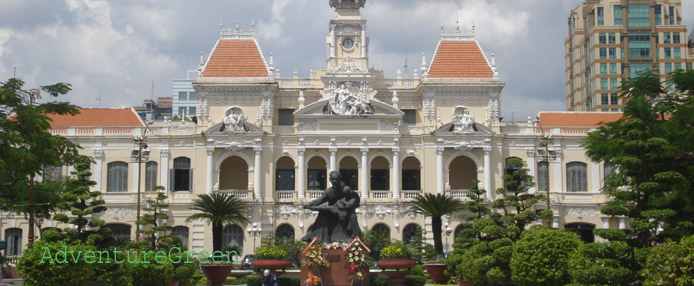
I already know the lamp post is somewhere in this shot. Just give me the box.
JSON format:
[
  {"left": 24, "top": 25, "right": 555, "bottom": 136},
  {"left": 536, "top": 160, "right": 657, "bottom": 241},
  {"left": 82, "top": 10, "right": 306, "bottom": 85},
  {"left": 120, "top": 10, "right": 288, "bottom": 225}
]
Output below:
[
  {"left": 132, "top": 135, "right": 150, "bottom": 239},
  {"left": 539, "top": 134, "right": 554, "bottom": 228},
  {"left": 247, "top": 222, "right": 262, "bottom": 252}
]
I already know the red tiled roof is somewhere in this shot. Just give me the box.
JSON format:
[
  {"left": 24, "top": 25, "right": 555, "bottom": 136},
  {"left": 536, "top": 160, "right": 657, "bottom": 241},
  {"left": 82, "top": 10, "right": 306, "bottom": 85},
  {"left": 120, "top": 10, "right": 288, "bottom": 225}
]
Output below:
[
  {"left": 48, "top": 108, "right": 145, "bottom": 127},
  {"left": 202, "top": 40, "right": 268, "bottom": 78},
  {"left": 538, "top": 112, "right": 623, "bottom": 127},
  {"left": 429, "top": 41, "right": 494, "bottom": 79}
]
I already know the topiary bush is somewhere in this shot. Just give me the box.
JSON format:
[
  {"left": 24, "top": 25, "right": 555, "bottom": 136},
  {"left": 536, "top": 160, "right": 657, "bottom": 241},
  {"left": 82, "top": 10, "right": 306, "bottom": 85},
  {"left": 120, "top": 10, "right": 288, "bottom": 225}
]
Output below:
[
  {"left": 510, "top": 227, "right": 582, "bottom": 286},
  {"left": 568, "top": 241, "right": 637, "bottom": 285},
  {"left": 370, "top": 274, "right": 389, "bottom": 286},
  {"left": 278, "top": 275, "right": 301, "bottom": 286},
  {"left": 244, "top": 274, "right": 263, "bottom": 286},
  {"left": 128, "top": 252, "right": 175, "bottom": 286},
  {"left": 405, "top": 275, "right": 427, "bottom": 286},
  {"left": 642, "top": 235, "right": 694, "bottom": 286}
]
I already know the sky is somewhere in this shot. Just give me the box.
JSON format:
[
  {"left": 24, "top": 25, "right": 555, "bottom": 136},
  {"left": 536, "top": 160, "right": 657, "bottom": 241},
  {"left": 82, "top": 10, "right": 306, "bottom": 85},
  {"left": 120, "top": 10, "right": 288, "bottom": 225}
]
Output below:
[{"left": 1, "top": 0, "right": 692, "bottom": 121}]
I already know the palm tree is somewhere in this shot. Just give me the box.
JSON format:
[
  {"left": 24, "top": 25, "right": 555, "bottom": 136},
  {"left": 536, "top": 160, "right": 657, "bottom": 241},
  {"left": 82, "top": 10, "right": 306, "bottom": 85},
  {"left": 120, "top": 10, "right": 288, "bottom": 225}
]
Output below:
[
  {"left": 409, "top": 193, "right": 465, "bottom": 257},
  {"left": 186, "top": 193, "right": 250, "bottom": 252}
]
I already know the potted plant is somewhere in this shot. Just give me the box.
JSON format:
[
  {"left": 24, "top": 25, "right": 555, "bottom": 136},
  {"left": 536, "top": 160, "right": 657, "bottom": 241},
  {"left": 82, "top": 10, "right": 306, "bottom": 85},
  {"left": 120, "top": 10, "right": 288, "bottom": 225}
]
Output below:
[
  {"left": 186, "top": 193, "right": 249, "bottom": 286},
  {"left": 251, "top": 244, "right": 291, "bottom": 274},
  {"left": 376, "top": 241, "right": 415, "bottom": 285}
]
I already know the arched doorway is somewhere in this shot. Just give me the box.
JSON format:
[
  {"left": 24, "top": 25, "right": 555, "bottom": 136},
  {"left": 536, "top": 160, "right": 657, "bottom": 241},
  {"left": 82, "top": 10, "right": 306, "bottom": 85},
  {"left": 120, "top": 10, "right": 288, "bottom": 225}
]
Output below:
[
  {"left": 104, "top": 223, "right": 132, "bottom": 242},
  {"left": 402, "top": 157, "right": 421, "bottom": 191},
  {"left": 449, "top": 156, "right": 477, "bottom": 189},
  {"left": 172, "top": 226, "right": 189, "bottom": 246},
  {"left": 219, "top": 156, "right": 248, "bottom": 190},
  {"left": 222, "top": 225, "right": 244, "bottom": 249},
  {"left": 403, "top": 223, "right": 421, "bottom": 245},
  {"left": 275, "top": 157, "right": 295, "bottom": 191},
  {"left": 339, "top": 156, "right": 358, "bottom": 190},
  {"left": 370, "top": 157, "right": 389, "bottom": 191},
  {"left": 307, "top": 157, "right": 327, "bottom": 191},
  {"left": 565, "top": 223, "right": 595, "bottom": 243},
  {"left": 276, "top": 224, "right": 295, "bottom": 240}
]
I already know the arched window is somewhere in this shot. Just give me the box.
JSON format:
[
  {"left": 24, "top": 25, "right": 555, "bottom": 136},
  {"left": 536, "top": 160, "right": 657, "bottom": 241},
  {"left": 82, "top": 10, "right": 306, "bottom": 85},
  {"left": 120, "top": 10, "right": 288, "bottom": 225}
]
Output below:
[
  {"left": 172, "top": 226, "right": 189, "bottom": 246},
  {"left": 339, "top": 157, "right": 358, "bottom": 191},
  {"left": 307, "top": 157, "right": 327, "bottom": 191},
  {"left": 5, "top": 228, "right": 22, "bottom": 256},
  {"left": 537, "top": 161, "right": 549, "bottom": 192},
  {"left": 565, "top": 223, "right": 595, "bottom": 243},
  {"left": 372, "top": 223, "right": 390, "bottom": 237},
  {"left": 567, "top": 162, "right": 588, "bottom": 192},
  {"left": 454, "top": 224, "right": 468, "bottom": 240},
  {"left": 107, "top": 162, "right": 128, "bottom": 192},
  {"left": 104, "top": 224, "right": 131, "bottom": 242},
  {"left": 370, "top": 157, "right": 389, "bottom": 191},
  {"left": 275, "top": 224, "right": 295, "bottom": 240},
  {"left": 172, "top": 157, "right": 192, "bottom": 192},
  {"left": 145, "top": 161, "right": 158, "bottom": 192},
  {"left": 219, "top": 156, "right": 248, "bottom": 190},
  {"left": 604, "top": 162, "right": 615, "bottom": 177},
  {"left": 403, "top": 224, "right": 421, "bottom": 245},
  {"left": 449, "top": 156, "right": 477, "bottom": 189},
  {"left": 276, "top": 157, "right": 295, "bottom": 191},
  {"left": 222, "top": 225, "right": 244, "bottom": 249},
  {"left": 402, "top": 157, "right": 421, "bottom": 191}
]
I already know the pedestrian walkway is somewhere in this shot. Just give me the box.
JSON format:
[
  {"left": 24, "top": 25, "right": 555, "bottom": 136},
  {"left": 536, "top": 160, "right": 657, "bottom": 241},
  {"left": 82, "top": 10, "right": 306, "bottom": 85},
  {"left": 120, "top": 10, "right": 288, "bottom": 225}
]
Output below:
[{"left": 0, "top": 279, "right": 23, "bottom": 285}]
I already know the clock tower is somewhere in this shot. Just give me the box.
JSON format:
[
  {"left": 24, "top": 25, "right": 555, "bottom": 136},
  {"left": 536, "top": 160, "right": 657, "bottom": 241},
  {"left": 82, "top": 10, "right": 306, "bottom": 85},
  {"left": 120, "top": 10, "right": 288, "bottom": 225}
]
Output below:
[{"left": 326, "top": 0, "right": 369, "bottom": 71}]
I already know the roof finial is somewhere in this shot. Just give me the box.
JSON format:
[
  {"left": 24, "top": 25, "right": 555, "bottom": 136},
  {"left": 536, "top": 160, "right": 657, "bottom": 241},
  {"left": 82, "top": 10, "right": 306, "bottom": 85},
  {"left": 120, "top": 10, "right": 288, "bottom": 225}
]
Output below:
[
  {"left": 199, "top": 52, "right": 204, "bottom": 67},
  {"left": 456, "top": 11, "right": 460, "bottom": 29},
  {"left": 491, "top": 53, "right": 496, "bottom": 67},
  {"left": 472, "top": 20, "right": 476, "bottom": 33},
  {"left": 219, "top": 19, "right": 224, "bottom": 30},
  {"left": 251, "top": 18, "right": 255, "bottom": 32},
  {"left": 235, "top": 19, "right": 240, "bottom": 32}
]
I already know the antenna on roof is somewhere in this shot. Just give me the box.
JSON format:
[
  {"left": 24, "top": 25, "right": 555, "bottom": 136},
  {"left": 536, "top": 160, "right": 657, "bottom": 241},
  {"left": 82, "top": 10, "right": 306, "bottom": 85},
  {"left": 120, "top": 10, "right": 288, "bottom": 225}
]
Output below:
[
  {"left": 151, "top": 81, "right": 155, "bottom": 102},
  {"left": 403, "top": 58, "right": 408, "bottom": 76},
  {"left": 96, "top": 94, "right": 102, "bottom": 107}
]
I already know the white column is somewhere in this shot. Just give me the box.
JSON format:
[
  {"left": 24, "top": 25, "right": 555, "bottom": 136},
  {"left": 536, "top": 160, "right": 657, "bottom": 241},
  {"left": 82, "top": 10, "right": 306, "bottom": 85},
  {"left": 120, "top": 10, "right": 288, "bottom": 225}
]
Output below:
[
  {"left": 254, "top": 147, "right": 262, "bottom": 200},
  {"left": 93, "top": 149, "right": 104, "bottom": 191},
  {"left": 484, "top": 148, "right": 492, "bottom": 199},
  {"left": 206, "top": 148, "right": 214, "bottom": 195},
  {"left": 360, "top": 148, "right": 369, "bottom": 199},
  {"left": 361, "top": 25, "right": 367, "bottom": 57},
  {"left": 160, "top": 149, "right": 170, "bottom": 192},
  {"left": 553, "top": 151, "right": 563, "bottom": 192},
  {"left": 131, "top": 160, "right": 140, "bottom": 193},
  {"left": 619, "top": 216, "right": 626, "bottom": 230},
  {"left": 330, "top": 24, "right": 336, "bottom": 58},
  {"left": 526, "top": 149, "right": 536, "bottom": 194},
  {"left": 592, "top": 162, "right": 600, "bottom": 193},
  {"left": 552, "top": 216, "right": 560, "bottom": 228},
  {"left": 601, "top": 216, "right": 611, "bottom": 229},
  {"left": 392, "top": 148, "right": 401, "bottom": 199},
  {"left": 329, "top": 148, "right": 337, "bottom": 173},
  {"left": 298, "top": 149, "right": 306, "bottom": 199},
  {"left": 436, "top": 147, "right": 444, "bottom": 195}
]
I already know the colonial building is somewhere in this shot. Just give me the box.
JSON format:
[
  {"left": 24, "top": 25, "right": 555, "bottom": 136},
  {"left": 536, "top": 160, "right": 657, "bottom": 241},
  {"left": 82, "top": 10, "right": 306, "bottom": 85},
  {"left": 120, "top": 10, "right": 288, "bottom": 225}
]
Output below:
[
  {"left": 565, "top": 0, "right": 694, "bottom": 112},
  {"left": 2, "top": 0, "right": 624, "bottom": 256}
]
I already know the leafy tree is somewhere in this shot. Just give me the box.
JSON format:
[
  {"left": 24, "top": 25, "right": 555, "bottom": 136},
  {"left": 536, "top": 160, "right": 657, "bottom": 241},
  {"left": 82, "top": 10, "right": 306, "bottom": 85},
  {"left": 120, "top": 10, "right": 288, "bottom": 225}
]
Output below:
[
  {"left": 642, "top": 235, "right": 694, "bottom": 285},
  {"left": 0, "top": 78, "right": 81, "bottom": 245},
  {"left": 362, "top": 229, "right": 391, "bottom": 261},
  {"left": 135, "top": 187, "right": 173, "bottom": 250},
  {"left": 510, "top": 227, "right": 582, "bottom": 286},
  {"left": 582, "top": 69, "right": 693, "bottom": 247},
  {"left": 568, "top": 241, "right": 638, "bottom": 285},
  {"left": 186, "top": 193, "right": 249, "bottom": 252},
  {"left": 408, "top": 193, "right": 465, "bottom": 256}
]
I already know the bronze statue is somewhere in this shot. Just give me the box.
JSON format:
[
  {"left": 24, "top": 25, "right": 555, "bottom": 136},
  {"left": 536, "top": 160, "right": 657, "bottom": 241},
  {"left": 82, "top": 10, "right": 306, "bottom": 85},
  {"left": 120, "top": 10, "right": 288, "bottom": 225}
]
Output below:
[{"left": 301, "top": 171, "right": 362, "bottom": 242}]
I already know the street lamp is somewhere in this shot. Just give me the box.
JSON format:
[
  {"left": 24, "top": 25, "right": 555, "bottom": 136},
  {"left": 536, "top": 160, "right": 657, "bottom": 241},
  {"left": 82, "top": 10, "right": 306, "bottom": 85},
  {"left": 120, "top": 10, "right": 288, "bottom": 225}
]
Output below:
[
  {"left": 247, "top": 222, "right": 262, "bottom": 252},
  {"left": 132, "top": 134, "right": 149, "bottom": 239},
  {"left": 444, "top": 222, "right": 453, "bottom": 254}
]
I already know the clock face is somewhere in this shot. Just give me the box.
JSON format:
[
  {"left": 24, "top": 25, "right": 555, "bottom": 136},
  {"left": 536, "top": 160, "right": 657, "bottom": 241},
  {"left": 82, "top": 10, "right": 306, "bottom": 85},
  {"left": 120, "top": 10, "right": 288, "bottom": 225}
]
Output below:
[{"left": 343, "top": 38, "right": 354, "bottom": 49}]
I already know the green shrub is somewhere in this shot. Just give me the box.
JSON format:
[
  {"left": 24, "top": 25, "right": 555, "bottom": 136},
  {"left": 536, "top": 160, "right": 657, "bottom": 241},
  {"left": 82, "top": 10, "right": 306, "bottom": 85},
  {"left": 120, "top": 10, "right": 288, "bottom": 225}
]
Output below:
[
  {"left": 278, "top": 275, "right": 301, "bottom": 286},
  {"left": 129, "top": 252, "right": 175, "bottom": 286},
  {"left": 642, "top": 235, "right": 694, "bottom": 286},
  {"left": 510, "top": 227, "right": 582, "bottom": 286},
  {"left": 568, "top": 241, "right": 637, "bottom": 285},
  {"left": 405, "top": 275, "right": 427, "bottom": 286},
  {"left": 381, "top": 241, "right": 414, "bottom": 258},
  {"left": 410, "top": 264, "right": 425, "bottom": 276},
  {"left": 370, "top": 274, "right": 389, "bottom": 286},
  {"left": 254, "top": 244, "right": 287, "bottom": 260},
  {"left": 457, "top": 238, "right": 513, "bottom": 285},
  {"left": 245, "top": 274, "right": 263, "bottom": 286}
]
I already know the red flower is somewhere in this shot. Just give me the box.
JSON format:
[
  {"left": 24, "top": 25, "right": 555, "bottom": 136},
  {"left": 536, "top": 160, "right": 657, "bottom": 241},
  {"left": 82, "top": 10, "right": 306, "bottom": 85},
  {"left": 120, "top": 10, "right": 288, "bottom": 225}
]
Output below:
[{"left": 350, "top": 262, "right": 355, "bottom": 271}]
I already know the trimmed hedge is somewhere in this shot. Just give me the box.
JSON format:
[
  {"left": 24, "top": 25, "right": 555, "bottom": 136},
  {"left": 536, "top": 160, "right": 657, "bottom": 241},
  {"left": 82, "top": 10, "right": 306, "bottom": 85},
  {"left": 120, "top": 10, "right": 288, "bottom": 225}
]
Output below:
[{"left": 405, "top": 275, "right": 426, "bottom": 286}]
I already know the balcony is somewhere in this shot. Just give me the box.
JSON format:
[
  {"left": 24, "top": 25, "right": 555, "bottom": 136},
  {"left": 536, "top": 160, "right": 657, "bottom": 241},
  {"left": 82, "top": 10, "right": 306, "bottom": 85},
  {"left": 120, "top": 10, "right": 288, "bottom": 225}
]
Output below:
[
  {"left": 370, "top": 191, "right": 390, "bottom": 200},
  {"left": 276, "top": 191, "right": 295, "bottom": 201},
  {"left": 216, "top": 189, "right": 253, "bottom": 200},
  {"left": 307, "top": 191, "right": 323, "bottom": 199},
  {"left": 402, "top": 191, "right": 422, "bottom": 199},
  {"left": 447, "top": 189, "right": 473, "bottom": 200}
]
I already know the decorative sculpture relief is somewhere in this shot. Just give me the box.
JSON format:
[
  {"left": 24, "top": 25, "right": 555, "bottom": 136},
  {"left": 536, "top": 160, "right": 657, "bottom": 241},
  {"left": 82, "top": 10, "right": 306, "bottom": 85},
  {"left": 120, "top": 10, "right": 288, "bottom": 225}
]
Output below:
[
  {"left": 262, "top": 92, "right": 273, "bottom": 121},
  {"left": 423, "top": 92, "right": 436, "bottom": 121},
  {"left": 489, "top": 98, "right": 500, "bottom": 122},
  {"left": 276, "top": 205, "right": 298, "bottom": 219},
  {"left": 453, "top": 106, "right": 475, "bottom": 134},
  {"left": 566, "top": 207, "right": 598, "bottom": 216},
  {"left": 221, "top": 107, "right": 248, "bottom": 134},
  {"left": 329, "top": 0, "right": 366, "bottom": 9},
  {"left": 323, "top": 82, "right": 374, "bottom": 115}
]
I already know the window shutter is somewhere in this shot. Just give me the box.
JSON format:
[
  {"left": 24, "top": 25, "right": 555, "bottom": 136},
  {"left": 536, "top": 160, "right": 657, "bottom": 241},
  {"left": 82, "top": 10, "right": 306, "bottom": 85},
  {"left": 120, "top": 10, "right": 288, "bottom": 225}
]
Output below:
[
  {"left": 170, "top": 169, "right": 175, "bottom": 192},
  {"left": 188, "top": 169, "right": 194, "bottom": 192}
]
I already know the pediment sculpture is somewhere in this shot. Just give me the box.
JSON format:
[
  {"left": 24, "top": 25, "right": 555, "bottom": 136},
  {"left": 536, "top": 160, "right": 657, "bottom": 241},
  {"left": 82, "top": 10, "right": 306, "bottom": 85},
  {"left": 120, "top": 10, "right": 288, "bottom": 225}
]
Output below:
[
  {"left": 453, "top": 106, "right": 475, "bottom": 134},
  {"left": 323, "top": 82, "right": 374, "bottom": 115},
  {"left": 220, "top": 107, "right": 248, "bottom": 134}
]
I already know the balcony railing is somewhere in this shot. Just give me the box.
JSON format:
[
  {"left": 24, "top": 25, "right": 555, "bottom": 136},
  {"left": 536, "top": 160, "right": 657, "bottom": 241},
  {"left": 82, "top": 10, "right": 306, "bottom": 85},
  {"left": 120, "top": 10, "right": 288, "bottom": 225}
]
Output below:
[
  {"left": 370, "top": 191, "right": 390, "bottom": 199},
  {"left": 402, "top": 191, "right": 422, "bottom": 199},
  {"left": 447, "top": 189, "right": 472, "bottom": 200},
  {"left": 307, "top": 191, "right": 323, "bottom": 199},
  {"left": 276, "top": 191, "right": 295, "bottom": 200},
  {"left": 217, "top": 189, "right": 252, "bottom": 199}
]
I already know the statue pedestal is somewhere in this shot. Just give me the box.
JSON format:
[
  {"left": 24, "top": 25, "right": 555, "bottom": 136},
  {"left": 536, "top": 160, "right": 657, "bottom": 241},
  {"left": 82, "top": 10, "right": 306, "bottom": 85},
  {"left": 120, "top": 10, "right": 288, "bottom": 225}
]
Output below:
[{"left": 301, "top": 249, "right": 370, "bottom": 286}]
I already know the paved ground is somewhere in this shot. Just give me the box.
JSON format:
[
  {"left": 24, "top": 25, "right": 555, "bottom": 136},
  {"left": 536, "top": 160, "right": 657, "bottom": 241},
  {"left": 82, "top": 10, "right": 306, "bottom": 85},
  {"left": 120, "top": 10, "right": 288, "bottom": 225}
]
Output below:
[{"left": 0, "top": 279, "right": 23, "bottom": 285}]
